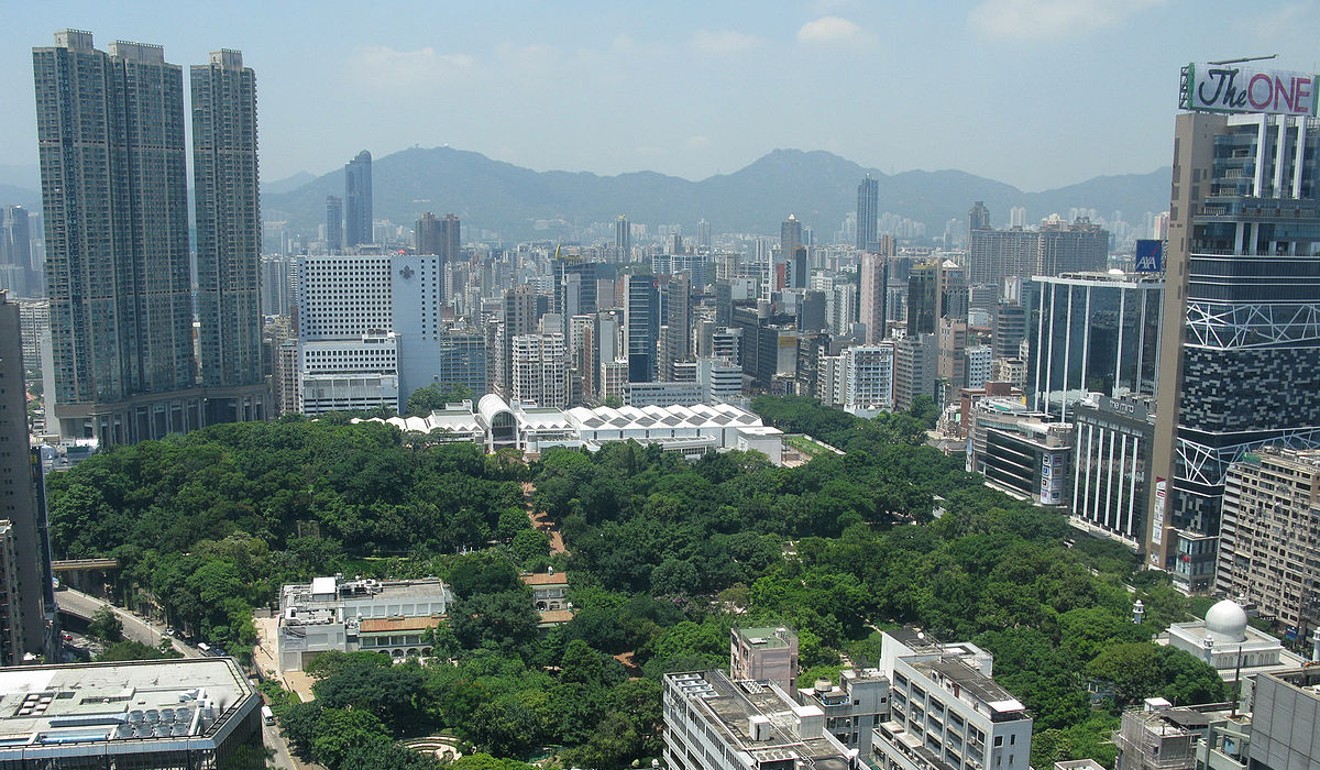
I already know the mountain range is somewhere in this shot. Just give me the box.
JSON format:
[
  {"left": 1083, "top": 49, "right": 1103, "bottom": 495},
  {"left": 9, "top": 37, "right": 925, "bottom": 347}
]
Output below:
[
  {"left": 0, "top": 148, "right": 1172, "bottom": 243},
  {"left": 262, "top": 147, "right": 1171, "bottom": 243}
]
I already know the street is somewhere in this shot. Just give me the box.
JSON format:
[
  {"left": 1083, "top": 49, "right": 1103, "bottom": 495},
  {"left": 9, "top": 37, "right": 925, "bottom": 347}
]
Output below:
[{"left": 54, "top": 586, "right": 202, "bottom": 658}]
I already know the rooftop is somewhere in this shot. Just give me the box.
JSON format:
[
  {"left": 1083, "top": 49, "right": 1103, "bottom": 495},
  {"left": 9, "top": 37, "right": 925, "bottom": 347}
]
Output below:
[
  {"left": 0, "top": 659, "right": 254, "bottom": 749},
  {"left": 520, "top": 571, "right": 569, "bottom": 587},
  {"left": 667, "top": 672, "right": 850, "bottom": 770},
  {"left": 358, "top": 617, "right": 443, "bottom": 634},
  {"left": 734, "top": 626, "right": 796, "bottom": 649},
  {"left": 916, "top": 658, "right": 1027, "bottom": 718}
]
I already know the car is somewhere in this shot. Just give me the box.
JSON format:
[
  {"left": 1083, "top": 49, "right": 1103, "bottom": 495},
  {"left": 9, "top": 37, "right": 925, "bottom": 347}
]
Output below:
[
  {"left": 163, "top": 627, "right": 176, "bottom": 637},
  {"left": 61, "top": 633, "right": 73, "bottom": 642}
]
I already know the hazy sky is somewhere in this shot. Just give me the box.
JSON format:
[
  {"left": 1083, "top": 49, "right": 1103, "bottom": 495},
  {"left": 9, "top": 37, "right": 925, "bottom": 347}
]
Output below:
[{"left": 4, "top": 1, "right": 1319, "bottom": 191}]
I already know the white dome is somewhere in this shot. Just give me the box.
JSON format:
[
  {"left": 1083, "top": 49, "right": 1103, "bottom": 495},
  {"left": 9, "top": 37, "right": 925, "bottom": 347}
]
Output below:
[{"left": 1204, "top": 599, "right": 1248, "bottom": 643}]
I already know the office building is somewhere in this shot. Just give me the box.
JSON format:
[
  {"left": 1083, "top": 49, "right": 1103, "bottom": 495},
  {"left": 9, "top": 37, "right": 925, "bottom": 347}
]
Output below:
[
  {"left": 344, "top": 150, "right": 372, "bottom": 247},
  {"left": 626, "top": 275, "right": 660, "bottom": 382},
  {"left": 1071, "top": 394, "right": 1157, "bottom": 550},
  {"left": 782, "top": 214, "right": 804, "bottom": 291},
  {"left": 1038, "top": 217, "right": 1109, "bottom": 276},
  {"left": 968, "top": 201, "right": 990, "bottom": 243},
  {"left": 496, "top": 286, "right": 540, "bottom": 398},
  {"left": 967, "top": 398, "right": 1073, "bottom": 505},
  {"left": 858, "top": 176, "right": 880, "bottom": 253},
  {"left": 0, "top": 293, "right": 57, "bottom": 665},
  {"left": 965, "top": 345, "right": 992, "bottom": 390},
  {"left": 438, "top": 326, "right": 488, "bottom": 399},
  {"left": 277, "top": 576, "right": 453, "bottom": 671},
  {"left": 1148, "top": 73, "right": 1320, "bottom": 590},
  {"left": 34, "top": 31, "right": 200, "bottom": 443},
  {"left": 0, "top": 206, "right": 35, "bottom": 298},
  {"left": 296, "top": 253, "right": 444, "bottom": 413},
  {"left": 992, "top": 302, "right": 1027, "bottom": 361},
  {"left": 615, "top": 215, "right": 631, "bottom": 262},
  {"left": 325, "top": 195, "right": 343, "bottom": 253},
  {"left": 1217, "top": 448, "right": 1320, "bottom": 640},
  {"left": 192, "top": 49, "right": 267, "bottom": 422},
  {"left": 907, "top": 262, "right": 939, "bottom": 336},
  {"left": 662, "top": 670, "right": 850, "bottom": 770},
  {"left": 0, "top": 658, "right": 263, "bottom": 768},
  {"left": 416, "top": 212, "right": 460, "bottom": 301},
  {"left": 1028, "top": 271, "right": 1163, "bottom": 420},
  {"left": 872, "top": 629, "right": 1031, "bottom": 770},
  {"left": 1113, "top": 703, "right": 1203, "bottom": 770},
  {"left": 661, "top": 274, "right": 693, "bottom": 380}
]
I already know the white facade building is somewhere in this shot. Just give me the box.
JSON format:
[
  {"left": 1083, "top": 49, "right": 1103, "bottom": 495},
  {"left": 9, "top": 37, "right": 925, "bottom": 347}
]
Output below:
[
  {"left": 276, "top": 576, "right": 453, "bottom": 672},
  {"left": 844, "top": 344, "right": 895, "bottom": 417},
  {"left": 511, "top": 332, "right": 568, "bottom": 409},
  {"left": 873, "top": 629, "right": 1032, "bottom": 770},
  {"left": 965, "top": 346, "right": 992, "bottom": 390},
  {"left": 296, "top": 254, "right": 445, "bottom": 413},
  {"left": 663, "top": 670, "right": 854, "bottom": 770}
]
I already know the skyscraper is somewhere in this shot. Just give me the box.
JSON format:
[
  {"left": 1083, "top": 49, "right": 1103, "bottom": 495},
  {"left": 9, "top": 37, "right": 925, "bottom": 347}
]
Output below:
[
  {"left": 416, "top": 212, "right": 460, "bottom": 302},
  {"left": 967, "top": 200, "right": 990, "bottom": 245},
  {"left": 0, "top": 207, "right": 34, "bottom": 298},
  {"left": 344, "top": 150, "right": 372, "bottom": 247},
  {"left": 615, "top": 215, "right": 631, "bottom": 263},
  {"left": 34, "top": 31, "right": 197, "bottom": 443},
  {"left": 626, "top": 274, "right": 659, "bottom": 382},
  {"left": 0, "top": 291, "right": 57, "bottom": 664},
  {"left": 1148, "top": 65, "right": 1320, "bottom": 591},
  {"left": 780, "top": 214, "right": 803, "bottom": 291},
  {"left": 325, "top": 196, "right": 342, "bottom": 253},
  {"left": 859, "top": 236, "right": 893, "bottom": 344},
  {"left": 857, "top": 176, "right": 879, "bottom": 253},
  {"left": 192, "top": 49, "right": 266, "bottom": 407}
]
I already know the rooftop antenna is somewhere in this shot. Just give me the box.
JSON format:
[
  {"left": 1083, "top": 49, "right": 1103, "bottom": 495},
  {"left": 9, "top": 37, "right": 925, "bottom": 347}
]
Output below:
[{"left": 1207, "top": 55, "right": 1278, "bottom": 66}]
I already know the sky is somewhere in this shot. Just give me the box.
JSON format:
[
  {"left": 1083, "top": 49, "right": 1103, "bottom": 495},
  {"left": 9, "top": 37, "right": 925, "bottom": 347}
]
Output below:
[{"left": 3, "top": 0, "right": 1320, "bottom": 192}]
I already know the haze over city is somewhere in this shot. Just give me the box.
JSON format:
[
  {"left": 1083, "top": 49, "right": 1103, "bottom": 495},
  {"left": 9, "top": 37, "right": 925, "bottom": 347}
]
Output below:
[{"left": 3, "top": 0, "right": 1319, "bottom": 190}]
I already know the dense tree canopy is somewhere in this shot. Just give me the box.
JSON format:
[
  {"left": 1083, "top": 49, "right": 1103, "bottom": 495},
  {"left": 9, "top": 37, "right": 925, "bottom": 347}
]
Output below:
[{"left": 48, "top": 398, "right": 1218, "bottom": 769}]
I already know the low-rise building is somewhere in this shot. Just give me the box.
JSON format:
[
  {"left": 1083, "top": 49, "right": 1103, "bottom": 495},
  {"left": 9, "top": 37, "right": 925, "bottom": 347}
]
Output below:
[
  {"left": 731, "top": 626, "right": 800, "bottom": 696},
  {"left": 872, "top": 629, "right": 1031, "bottom": 770},
  {"left": 663, "top": 670, "right": 855, "bottom": 770},
  {"left": 966, "top": 398, "right": 1073, "bottom": 505},
  {"left": 276, "top": 575, "right": 453, "bottom": 671},
  {"left": 800, "top": 668, "right": 889, "bottom": 756},
  {"left": 0, "top": 658, "right": 261, "bottom": 769},
  {"left": 520, "top": 570, "right": 573, "bottom": 626},
  {"left": 1159, "top": 600, "right": 1305, "bottom": 684}
]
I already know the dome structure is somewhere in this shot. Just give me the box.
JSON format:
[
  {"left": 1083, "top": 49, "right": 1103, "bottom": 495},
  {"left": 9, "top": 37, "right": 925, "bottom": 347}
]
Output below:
[{"left": 1203, "top": 599, "right": 1249, "bottom": 643}]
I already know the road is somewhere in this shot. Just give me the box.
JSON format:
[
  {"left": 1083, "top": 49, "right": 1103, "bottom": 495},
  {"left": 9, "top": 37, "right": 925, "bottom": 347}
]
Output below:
[
  {"left": 55, "top": 587, "right": 202, "bottom": 658},
  {"left": 55, "top": 589, "right": 313, "bottom": 769}
]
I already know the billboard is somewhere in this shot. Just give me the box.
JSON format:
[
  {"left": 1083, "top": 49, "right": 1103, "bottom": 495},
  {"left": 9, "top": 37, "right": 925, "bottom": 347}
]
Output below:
[
  {"left": 1181, "top": 63, "right": 1319, "bottom": 116},
  {"left": 1134, "top": 240, "right": 1163, "bottom": 272}
]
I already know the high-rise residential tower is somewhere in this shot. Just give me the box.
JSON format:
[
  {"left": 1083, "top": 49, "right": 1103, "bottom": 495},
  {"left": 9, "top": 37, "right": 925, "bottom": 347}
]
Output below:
[
  {"left": 1147, "top": 63, "right": 1320, "bottom": 591},
  {"left": 780, "top": 214, "right": 803, "bottom": 291},
  {"left": 0, "top": 292, "right": 57, "bottom": 664},
  {"left": 344, "top": 150, "right": 372, "bottom": 247},
  {"left": 192, "top": 49, "right": 267, "bottom": 415},
  {"left": 857, "top": 176, "right": 879, "bottom": 253},
  {"left": 859, "top": 235, "right": 893, "bottom": 344},
  {"left": 34, "top": 31, "right": 197, "bottom": 443}
]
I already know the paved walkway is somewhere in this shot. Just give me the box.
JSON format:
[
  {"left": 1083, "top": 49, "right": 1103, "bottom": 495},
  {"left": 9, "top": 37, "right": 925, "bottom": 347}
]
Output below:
[
  {"left": 522, "top": 482, "right": 569, "bottom": 556},
  {"left": 253, "top": 616, "right": 316, "bottom": 703}
]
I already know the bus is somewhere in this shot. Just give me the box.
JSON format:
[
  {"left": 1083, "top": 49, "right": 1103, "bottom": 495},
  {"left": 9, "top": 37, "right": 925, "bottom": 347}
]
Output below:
[{"left": 261, "top": 706, "right": 275, "bottom": 726}]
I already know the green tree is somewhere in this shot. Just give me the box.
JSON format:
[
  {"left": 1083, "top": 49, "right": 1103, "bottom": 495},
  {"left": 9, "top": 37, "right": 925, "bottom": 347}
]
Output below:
[
  {"left": 311, "top": 708, "right": 391, "bottom": 769},
  {"left": 87, "top": 605, "right": 124, "bottom": 643},
  {"left": 96, "top": 639, "right": 179, "bottom": 662},
  {"left": 407, "top": 383, "right": 472, "bottom": 416}
]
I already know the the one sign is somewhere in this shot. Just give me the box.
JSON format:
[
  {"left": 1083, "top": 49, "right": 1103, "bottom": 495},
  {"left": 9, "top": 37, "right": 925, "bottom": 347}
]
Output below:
[
  {"left": 1134, "top": 240, "right": 1163, "bottom": 273},
  {"left": 1182, "top": 63, "right": 1319, "bottom": 116}
]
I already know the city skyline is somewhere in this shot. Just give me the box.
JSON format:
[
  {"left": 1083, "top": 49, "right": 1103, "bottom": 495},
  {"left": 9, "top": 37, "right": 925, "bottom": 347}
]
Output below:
[{"left": 2, "top": 2, "right": 1319, "bottom": 192}]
